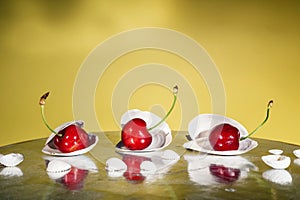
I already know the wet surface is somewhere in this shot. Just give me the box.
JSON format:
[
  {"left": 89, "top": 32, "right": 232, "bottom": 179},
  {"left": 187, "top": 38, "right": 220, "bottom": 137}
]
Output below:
[{"left": 1, "top": 131, "right": 300, "bottom": 199}]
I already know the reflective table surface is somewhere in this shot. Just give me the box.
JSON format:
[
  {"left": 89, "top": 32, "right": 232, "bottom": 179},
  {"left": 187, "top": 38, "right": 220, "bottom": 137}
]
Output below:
[{"left": 1, "top": 131, "right": 300, "bottom": 200}]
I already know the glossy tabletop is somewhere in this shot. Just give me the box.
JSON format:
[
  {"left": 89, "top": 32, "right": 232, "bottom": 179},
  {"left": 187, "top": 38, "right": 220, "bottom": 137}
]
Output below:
[{"left": 1, "top": 131, "right": 300, "bottom": 200}]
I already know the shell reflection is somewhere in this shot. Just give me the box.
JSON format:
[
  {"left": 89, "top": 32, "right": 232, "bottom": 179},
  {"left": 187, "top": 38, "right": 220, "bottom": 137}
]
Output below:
[
  {"left": 262, "top": 169, "right": 292, "bottom": 185},
  {"left": 106, "top": 150, "right": 180, "bottom": 184},
  {"left": 44, "top": 155, "right": 97, "bottom": 191},
  {"left": 184, "top": 154, "right": 257, "bottom": 185}
]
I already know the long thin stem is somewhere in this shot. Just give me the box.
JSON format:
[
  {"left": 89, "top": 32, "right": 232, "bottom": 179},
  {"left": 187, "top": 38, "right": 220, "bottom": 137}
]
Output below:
[
  {"left": 148, "top": 86, "right": 178, "bottom": 131},
  {"left": 40, "top": 105, "right": 60, "bottom": 136},
  {"left": 39, "top": 92, "right": 61, "bottom": 136},
  {"left": 240, "top": 100, "right": 273, "bottom": 141}
]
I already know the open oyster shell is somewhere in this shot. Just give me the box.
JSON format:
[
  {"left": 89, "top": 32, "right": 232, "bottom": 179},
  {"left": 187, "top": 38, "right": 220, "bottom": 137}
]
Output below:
[
  {"left": 115, "top": 109, "right": 172, "bottom": 153},
  {"left": 183, "top": 114, "right": 258, "bottom": 155},
  {"left": 0, "top": 153, "right": 24, "bottom": 167},
  {"left": 42, "top": 120, "right": 99, "bottom": 156},
  {"left": 261, "top": 155, "right": 291, "bottom": 169}
]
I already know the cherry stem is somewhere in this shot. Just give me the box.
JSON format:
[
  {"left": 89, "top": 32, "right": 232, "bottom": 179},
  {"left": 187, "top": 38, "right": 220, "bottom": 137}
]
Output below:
[
  {"left": 240, "top": 100, "right": 273, "bottom": 141},
  {"left": 148, "top": 85, "right": 178, "bottom": 131},
  {"left": 39, "top": 92, "right": 61, "bottom": 137}
]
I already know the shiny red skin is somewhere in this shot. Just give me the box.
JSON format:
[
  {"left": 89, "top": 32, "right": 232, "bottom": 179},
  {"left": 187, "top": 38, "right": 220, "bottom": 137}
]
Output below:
[
  {"left": 122, "top": 154, "right": 149, "bottom": 183},
  {"left": 121, "top": 118, "right": 152, "bottom": 150},
  {"left": 209, "top": 164, "right": 241, "bottom": 183},
  {"left": 208, "top": 123, "right": 240, "bottom": 151},
  {"left": 53, "top": 125, "right": 89, "bottom": 153},
  {"left": 61, "top": 167, "right": 88, "bottom": 190}
]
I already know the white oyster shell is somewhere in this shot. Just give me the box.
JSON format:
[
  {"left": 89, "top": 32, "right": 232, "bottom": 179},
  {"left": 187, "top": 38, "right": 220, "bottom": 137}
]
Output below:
[
  {"left": 42, "top": 120, "right": 99, "bottom": 156},
  {"left": 268, "top": 149, "right": 283, "bottom": 155},
  {"left": 294, "top": 159, "right": 300, "bottom": 166},
  {"left": 46, "top": 160, "right": 71, "bottom": 179},
  {"left": 116, "top": 109, "right": 172, "bottom": 153},
  {"left": 0, "top": 153, "right": 24, "bottom": 167},
  {"left": 262, "top": 169, "right": 292, "bottom": 185},
  {"left": 0, "top": 167, "right": 23, "bottom": 177},
  {"left": 261, "top": 155, "right": 291, "bottom": 169},
  {"left": 184, "top": 114, "right": 258, "bottom": 155},
  {"left": 105, "top": 157, "right": 127, "bottom": 178},
  {"left": 293, "top": 149, "right": 300, "bottom": 158}
]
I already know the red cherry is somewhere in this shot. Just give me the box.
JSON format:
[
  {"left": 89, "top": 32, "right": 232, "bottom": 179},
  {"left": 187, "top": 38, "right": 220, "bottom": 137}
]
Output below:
[
  {"left": 209, "top": 164, "right": 241, "bottom": 183},
  {"left": 60, "top": 167, "right": 88, "bottom": 190},
  {"left": 122, "top": 154, "right": 149, "bottom": 183},
  {"left": 208, "top": 123, "right": 240, "bottom": 151},
  {"left": 121, "top": 118, "right": 152, "bottom": 150},
  {"left": 54, "top": 125, "right": 89, "bottom": 153}
]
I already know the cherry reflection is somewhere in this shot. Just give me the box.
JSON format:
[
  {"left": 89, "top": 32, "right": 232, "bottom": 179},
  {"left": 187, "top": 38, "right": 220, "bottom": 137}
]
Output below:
[
  {"left": 106, "top": 150, "right": 180, "bottom": 184},
  {"left": 122, "top": 154, "right": 150, "bottom": 184},
  {"left": 184, "top": 154, "right": 257, "bottom": 185},
  {"left": 44, "top": 155, "right": 97, "bottom": 191}
]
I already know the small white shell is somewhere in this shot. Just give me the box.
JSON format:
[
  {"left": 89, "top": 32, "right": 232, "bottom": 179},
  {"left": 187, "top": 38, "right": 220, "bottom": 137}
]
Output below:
[
  {"left": 261, "top": 155, "right": 291, "bottom": 169},
  {"left": 0, "top": 153, "right": 24, "bottom": 167},
  {"left": 116, "top": 109, "right": 172, "bottom": 153},
  {"left": 43, "top": 155, "right": 98, "bottom": 172},
  {"left": 293, "top": 149, "right": 300, "bottom": 158},
  {"left": 262, "top": 169, "right": 292, "bottom": 185},
  {"left": 0, "top": 167, "right": 23, "bottom": 177},
  {"left": 294, "top": 158, "right": 300, "bottom": 166},
  {"left": 105, "top": 157, "right": 127, "bottom": 178},
  {"left": 268, "top": 149, "right": 283, "bottom": 155},
  {"left": 46, "top": 160, "right": 71, "bottom": 179}
]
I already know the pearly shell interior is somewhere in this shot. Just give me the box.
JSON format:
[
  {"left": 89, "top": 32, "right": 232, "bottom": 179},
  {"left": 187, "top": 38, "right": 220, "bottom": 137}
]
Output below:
[{"left": 188, "top": 114, "right": 249, "bottom": 140}]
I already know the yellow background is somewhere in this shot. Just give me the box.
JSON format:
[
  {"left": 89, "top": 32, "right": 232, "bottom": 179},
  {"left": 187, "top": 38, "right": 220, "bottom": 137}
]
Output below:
[{"left": 0, "top": 0, "right": 300, "bottom": 147}]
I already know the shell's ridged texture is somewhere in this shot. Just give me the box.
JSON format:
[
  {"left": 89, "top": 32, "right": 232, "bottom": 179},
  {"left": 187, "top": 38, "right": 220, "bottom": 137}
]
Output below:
[
  {"left": 0, "top": 153, "right": 24, "bottom": 167},
  {"left": 46, "top": 160, "right": 71, "bottom": 179},
  {"left": 262, "top": 169, "right": 292, "bottom": 185}
]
